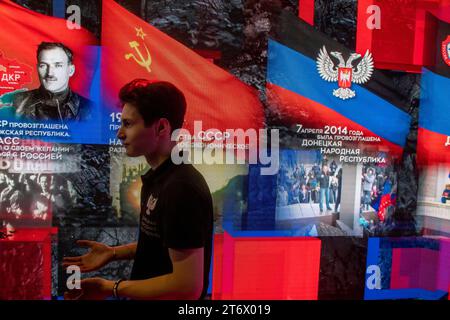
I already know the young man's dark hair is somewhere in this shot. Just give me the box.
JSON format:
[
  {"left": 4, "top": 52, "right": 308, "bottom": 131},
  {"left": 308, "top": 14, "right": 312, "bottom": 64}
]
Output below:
[
  {"left": 118, "top": 79, "right": 186, "bottom": 131},
  {"left": 37, "top": 42, "right": 74, "bottom": 64}
]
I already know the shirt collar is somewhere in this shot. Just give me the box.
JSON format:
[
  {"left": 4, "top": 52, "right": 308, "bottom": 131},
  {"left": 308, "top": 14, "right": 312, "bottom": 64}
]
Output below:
[{"left": 141, "top": 155, "right": 175, "bottom": 183}]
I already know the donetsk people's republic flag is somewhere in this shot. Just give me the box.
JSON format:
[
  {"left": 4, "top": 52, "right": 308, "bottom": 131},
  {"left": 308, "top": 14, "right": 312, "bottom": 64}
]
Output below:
[
  {"left": 266, "top": 10, "right": 411, "bottom": 158},
  {"left": 417, "top": 14, "right": 450, "bottom": 166}
]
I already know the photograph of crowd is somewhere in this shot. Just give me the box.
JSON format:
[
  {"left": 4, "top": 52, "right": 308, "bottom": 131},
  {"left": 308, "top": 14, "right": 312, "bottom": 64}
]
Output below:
[
  {"left": 277, "top": 155, "right": 340, "bottom": 212},
  {"left": 417, "top": 165, "right": 450, "bottom": 235},
  {"left": 0, "top": 170, "right": 77, "bottom": 226},
  {"left": 276, "top": 149, "right": 397, "bottom": 236}
]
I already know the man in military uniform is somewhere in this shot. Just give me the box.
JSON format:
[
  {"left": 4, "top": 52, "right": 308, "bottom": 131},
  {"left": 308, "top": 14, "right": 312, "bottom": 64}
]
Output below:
[{"left": 10, "top": 42, "right": 92, "bottom": 122}]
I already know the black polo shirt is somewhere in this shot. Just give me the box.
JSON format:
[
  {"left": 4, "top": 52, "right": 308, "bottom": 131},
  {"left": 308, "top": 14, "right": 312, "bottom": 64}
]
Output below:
[{"left": 130, "top": 156, "right": 213, "bottom": 300}]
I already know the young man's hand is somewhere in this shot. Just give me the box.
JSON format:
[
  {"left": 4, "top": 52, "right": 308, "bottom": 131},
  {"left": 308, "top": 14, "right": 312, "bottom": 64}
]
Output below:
[
  {"left": 64, "top": 277, "right": 114, "bottom": 300},
  {"left": 62, "top": 240, "right": 115, "bottom": 272}
]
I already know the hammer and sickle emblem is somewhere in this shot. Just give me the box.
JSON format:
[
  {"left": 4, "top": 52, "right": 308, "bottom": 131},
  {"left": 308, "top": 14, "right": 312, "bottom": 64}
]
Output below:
[{"left": 125, "top": 41, "right": 152, "bottom": 73}]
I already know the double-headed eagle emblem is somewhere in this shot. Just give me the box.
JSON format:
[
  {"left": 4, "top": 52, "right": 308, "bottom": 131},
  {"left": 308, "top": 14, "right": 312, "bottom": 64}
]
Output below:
[
  {"left": 316, "top": 46, "right": 374, "bottom": 100},
  {"left": 145, "top": 194, "right": 158, "bottom": 215}
]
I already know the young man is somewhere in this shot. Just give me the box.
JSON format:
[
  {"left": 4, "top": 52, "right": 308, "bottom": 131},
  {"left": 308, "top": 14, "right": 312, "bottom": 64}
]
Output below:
[{"left": 63, "top": 79, "right": 213, "bottom": 300}]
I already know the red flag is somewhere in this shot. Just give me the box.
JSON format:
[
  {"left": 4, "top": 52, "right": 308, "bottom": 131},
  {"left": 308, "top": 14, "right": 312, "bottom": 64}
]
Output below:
[
  {"left": 101, "top": 0, "right": 264, "bottom": 133},
  {"left": 0, "top": 0, "right": 98, "bottom": 97},
  {"left": 356, "top": 0, "right": 450, "bottom": 73},
  {"left": 377, "top": 193, "right": 392, "bottom": 222}
]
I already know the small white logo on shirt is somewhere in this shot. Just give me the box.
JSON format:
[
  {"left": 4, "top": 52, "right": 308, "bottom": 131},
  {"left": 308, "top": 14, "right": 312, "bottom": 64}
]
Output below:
[{"left": 145, "top": 194, "right": 158, "bottom": 215}]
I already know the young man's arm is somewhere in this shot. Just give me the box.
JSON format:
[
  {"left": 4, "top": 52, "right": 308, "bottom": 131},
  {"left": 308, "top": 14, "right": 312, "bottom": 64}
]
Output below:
[
  {"left": 113, "top": 247, "right": 204, "bottom": 300},
  {"left": 111, "top": 242, "right": 138, "bottom": 260},
  {"left": 67, "top": 247, "right": 204, "bottom": 300},
  {"left": 62, "top": 241, "right": 138, "bottom": 272}
]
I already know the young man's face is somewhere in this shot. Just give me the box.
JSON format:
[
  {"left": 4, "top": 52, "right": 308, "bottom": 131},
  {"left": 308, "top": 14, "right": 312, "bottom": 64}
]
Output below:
[
  {"left": 117, "top": 103, "right": 158, "bottom": 157},
  {"left": 37, "top": 47, "right": 74, "bottom": 93}
]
